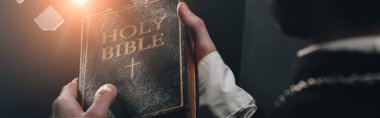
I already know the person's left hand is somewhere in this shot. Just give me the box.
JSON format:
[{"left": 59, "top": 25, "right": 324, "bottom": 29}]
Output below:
[
  {"left": 177, "top": 2, "right": 217, "bottom": 64},
  {"left": 52, "top": 78, "right": 117, "bottom": 118}
]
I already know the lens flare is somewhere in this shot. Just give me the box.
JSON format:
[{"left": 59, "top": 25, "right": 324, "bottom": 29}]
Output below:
[{"left": 73, "top": 0, "right": 87, "bottom": 6}]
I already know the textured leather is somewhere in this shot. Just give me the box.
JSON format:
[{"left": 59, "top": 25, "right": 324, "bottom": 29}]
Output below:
[{"left": 79, "top": 0, "right": 189, "bottom": 117}]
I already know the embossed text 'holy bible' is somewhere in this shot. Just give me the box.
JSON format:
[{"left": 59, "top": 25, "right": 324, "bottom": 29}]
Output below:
[{"left": 78, "top": 0, "right": 196, "bottom": 117}]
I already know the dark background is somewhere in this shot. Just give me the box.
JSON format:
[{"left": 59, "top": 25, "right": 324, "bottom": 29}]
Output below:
[
  {"left": 0, "top": 0, "right": 305, "bottom": 117},
  {"left": 240, "top": 0, "right": 306, "bottom": 113}
]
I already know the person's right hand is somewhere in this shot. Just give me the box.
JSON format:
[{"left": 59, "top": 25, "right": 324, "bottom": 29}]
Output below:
[
  {"left": 52, "top": 78, "right": 117, "bottom": 118},
  {"left": 177, "top": 2, "right": 217, "bottom": 64}
]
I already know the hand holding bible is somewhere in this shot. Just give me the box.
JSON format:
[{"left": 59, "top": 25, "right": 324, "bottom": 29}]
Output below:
[
  {"left": 51, "top": 2, "right": 217, "bottom": 118},
  {"left": 52, "top": 78, "right": 117, "bottom": 118}
]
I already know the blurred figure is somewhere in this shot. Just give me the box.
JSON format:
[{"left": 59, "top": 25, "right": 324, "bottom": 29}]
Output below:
[{"left": 265, "top": 0, "right": 380, "bottom": 118}]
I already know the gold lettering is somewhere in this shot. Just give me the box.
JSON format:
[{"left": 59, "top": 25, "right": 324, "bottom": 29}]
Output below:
[
  {"left": 124, "top": 41, "right": 136, "bottom": 54},
  {"left": 139, "top": 22, "right": 152, "bottom": 35},
  {"left": 138, "top": 38, "right": 151, "bottom": 51},
  {"left": 115, "top": 43, "right": 122, "bottom": 57},
  {"left": 120, "top": 25, "right": 137, "bottom": 39},
  {"left": 152, "top": 33, "right": 165, "bottom": 48},
  {"left": 101, "top": 16, "right": 168, "bottom": 61},
  {"left": 102, "top": 29, "right": 118, "bottom": 44},
  {"left": 152, "top": 16, "right": 166, "bottom": 30},
  {"left": 102, "top": 47, "right": 114, "bottom": 60}
]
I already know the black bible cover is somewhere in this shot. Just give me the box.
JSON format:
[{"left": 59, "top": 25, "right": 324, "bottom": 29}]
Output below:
[{"left": 78, "top": 0, "right": 196, "bottom": 117}]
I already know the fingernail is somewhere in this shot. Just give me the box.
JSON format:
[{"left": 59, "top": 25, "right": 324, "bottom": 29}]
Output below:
[
  {"left": 97, "top": 84, "right": 117, "bottom": 96},
  {"left": 182, "top": 2, "right": 189, "bottom": 11},
  {"left": 70, "top": 78, "right": 78, "bottom": 85},
  {"left": 103, "top": 84, "right": 112, "bottom": 88},
  {"left": 178, "top": 2, "right": 188, "bottom": 12},
  {"left": 101, "top": 84, "right": 116, "bottom": 91}
]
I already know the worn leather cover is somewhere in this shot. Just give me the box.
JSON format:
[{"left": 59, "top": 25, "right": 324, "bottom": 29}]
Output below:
[{"left": 78, "top": 0, "right": 195, "bottom": 117}]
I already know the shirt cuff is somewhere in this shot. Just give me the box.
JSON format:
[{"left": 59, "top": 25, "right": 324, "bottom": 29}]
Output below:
[{"left": 198, "top": 51, "right": 256, "bottom": 118}]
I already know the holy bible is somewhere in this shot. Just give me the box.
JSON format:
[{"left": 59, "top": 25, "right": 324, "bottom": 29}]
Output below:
[{"left": 78, "top": 0, "right": 197, "bottom": 117}]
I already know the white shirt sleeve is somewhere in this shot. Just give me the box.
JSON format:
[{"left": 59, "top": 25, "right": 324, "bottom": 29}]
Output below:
[{"left": 198, "top": 51, "right": 257, "bottom": 118}]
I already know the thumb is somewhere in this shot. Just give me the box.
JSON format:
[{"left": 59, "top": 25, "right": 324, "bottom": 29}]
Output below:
[
  {"left": 177, "top": 2, "right": 216, "bottom": 64},
  {"left": 86, "top": 84, "right": 117, "bottom": 117},
  {"left": 177, "top": 2, "right": 208, "bottom": 38}
]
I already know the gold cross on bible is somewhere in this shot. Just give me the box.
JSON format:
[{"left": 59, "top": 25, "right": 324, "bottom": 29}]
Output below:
[{"left": 125, "top": 57, "right": 141, "bottom": 79}]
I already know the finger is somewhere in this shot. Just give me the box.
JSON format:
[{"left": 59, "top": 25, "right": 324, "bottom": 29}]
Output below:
[
  {"left": 177, "top": 2, "right": 210, "bottom": 41},
  {"left": 52, "top": 96, "right": 83, "bottom": 117},
  {"left": 59, "top": 78, "right": 79, "bottom": 98},
  {"left": 177, "top": 2, "right": 217, "bottom": 64},
  {"left": 53, "top": 78, "right": 83, "bottom": 117},
  {"left": 86, "top": 84, "right": 117, "bottom": 117}
]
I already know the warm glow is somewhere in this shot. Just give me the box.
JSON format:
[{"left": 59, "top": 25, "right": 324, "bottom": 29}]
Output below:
[{"left": 73, "top": 0, "right": 87, "bottom": 6}]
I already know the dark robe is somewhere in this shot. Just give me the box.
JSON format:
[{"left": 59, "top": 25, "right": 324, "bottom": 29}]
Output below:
[{"left": 262, "top": 50, "right": 380, "bottom": 118}]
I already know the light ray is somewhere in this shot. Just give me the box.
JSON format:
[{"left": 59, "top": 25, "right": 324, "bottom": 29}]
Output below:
[{"left": 73, "top": 0, "right": 87, "bottom": 6}]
